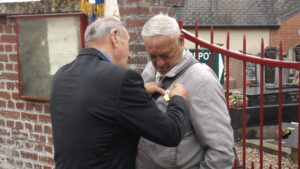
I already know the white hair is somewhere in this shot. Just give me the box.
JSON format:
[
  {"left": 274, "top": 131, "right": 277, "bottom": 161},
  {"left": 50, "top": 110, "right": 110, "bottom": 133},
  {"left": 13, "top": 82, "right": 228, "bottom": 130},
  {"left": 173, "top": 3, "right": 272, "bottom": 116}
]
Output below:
[
  {"left": 84, "top": 17, "right": 124, "bottom": 45},
  {"left": 142, "top": 14, "right": 181, "bottom": 39}
]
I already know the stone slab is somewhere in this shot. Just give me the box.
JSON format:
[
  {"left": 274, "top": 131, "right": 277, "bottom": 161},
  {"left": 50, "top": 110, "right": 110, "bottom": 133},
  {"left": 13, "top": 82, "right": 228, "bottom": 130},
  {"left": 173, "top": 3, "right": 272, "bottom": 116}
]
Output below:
[{"left": 246, "top": 139, "right": 291, "bottom": 158}]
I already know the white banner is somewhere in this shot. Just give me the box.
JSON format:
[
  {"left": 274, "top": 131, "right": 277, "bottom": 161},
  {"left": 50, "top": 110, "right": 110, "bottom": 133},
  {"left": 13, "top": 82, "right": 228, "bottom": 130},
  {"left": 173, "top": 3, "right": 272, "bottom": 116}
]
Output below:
[
  {"left": 0, "top": 0, "right": 40, "bottom": 3},
  {"left": 104, "top": 0, "right": 120, "bottom": 20},
  {"left": 47, "top": 17, "right": 80, "bottom": 75}
]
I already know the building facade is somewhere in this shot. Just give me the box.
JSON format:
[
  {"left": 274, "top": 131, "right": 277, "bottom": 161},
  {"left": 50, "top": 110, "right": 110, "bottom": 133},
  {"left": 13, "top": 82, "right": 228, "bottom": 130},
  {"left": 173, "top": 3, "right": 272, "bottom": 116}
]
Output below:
[{"left": 176, "top": 0, "right": 300, "bottom": 88}]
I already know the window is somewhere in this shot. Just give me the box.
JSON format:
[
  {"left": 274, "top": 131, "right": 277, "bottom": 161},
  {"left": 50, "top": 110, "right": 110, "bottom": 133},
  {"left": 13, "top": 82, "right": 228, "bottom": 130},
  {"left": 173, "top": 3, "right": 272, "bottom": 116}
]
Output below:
[{"left": 16, "top": 13, "right": 87, "bottom": 101}]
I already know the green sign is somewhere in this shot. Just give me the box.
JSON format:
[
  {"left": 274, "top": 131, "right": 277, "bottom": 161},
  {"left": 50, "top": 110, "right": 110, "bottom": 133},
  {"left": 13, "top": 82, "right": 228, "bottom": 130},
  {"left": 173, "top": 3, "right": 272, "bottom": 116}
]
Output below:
[{"left": 190, "top": 49, "right": 224, "bottom": 84}]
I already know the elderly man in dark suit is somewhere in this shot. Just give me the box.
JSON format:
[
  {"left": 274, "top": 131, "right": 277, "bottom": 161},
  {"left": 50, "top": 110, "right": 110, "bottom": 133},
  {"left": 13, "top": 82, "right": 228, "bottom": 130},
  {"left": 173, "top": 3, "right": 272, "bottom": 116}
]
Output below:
[{"left": 50, "top": 17, "right": 190, "bottom": 169}]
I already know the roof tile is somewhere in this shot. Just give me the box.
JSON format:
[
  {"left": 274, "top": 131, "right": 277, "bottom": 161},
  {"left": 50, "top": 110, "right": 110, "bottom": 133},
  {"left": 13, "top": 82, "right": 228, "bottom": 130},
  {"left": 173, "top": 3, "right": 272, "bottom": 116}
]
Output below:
[{"left": 175, "top": 0, "right": 300, "bottom": 27}]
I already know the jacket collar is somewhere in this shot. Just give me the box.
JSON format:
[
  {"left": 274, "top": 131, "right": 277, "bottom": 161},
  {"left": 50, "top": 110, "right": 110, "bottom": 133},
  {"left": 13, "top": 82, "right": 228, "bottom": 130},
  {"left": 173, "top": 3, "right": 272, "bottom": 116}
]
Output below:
[{"left": 77, "top": 48, "right": 111, "bottom": 62}]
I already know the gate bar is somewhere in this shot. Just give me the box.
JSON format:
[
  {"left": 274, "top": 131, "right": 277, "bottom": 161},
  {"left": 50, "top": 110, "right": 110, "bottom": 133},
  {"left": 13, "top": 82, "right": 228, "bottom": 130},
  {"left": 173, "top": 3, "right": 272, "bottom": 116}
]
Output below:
[
  {"left": 278, "top": 41, "right": 283, "bottom": 169},
  {"left": 242, "top": 35, "right": 247, "bottom": 169},
  {"left": 226, "top": 32, "right": 230, "bottom": 107},
  {"left": 259, "top": 38, "right": 265, "bottom": 169}
]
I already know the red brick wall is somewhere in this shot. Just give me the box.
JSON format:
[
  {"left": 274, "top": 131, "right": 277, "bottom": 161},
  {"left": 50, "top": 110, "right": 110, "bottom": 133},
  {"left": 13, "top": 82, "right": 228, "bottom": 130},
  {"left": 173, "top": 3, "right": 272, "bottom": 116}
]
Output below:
[
  {"left": 0, "top": 17, "right": 54, "bottom": 169},
  {"left": 270, "top": 12, "right": 300, "bottom": 53},
  {"left": 0, "top": 1, "right": 183, "bottom": 168}
]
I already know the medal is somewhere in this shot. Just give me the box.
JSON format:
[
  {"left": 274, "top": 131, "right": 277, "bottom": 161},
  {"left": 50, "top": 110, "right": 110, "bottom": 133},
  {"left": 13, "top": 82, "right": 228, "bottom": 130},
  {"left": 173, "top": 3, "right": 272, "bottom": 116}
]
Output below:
[{"left": 163, "top": 90, "right": 170, "bottom": 102}]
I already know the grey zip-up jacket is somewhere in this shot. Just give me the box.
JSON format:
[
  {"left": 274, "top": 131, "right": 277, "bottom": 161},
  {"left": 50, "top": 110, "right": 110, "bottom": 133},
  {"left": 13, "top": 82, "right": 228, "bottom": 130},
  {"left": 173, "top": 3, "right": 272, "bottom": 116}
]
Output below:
[{"left": 136, "top": 49, "right": 234, "bottom": 169}]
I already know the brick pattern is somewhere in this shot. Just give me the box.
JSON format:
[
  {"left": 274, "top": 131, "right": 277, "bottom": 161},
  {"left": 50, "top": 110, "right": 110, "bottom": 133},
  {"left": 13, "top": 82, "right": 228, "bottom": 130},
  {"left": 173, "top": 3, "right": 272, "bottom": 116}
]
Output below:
[
  {"left": 0, "top": 17, "right": 54, "bottom": 169},
  {"left": 0, "top": 1, "right": 184, "bottom": 168},
  {"left": 270, "top": 13, "right": 300, "bottom": 53}
]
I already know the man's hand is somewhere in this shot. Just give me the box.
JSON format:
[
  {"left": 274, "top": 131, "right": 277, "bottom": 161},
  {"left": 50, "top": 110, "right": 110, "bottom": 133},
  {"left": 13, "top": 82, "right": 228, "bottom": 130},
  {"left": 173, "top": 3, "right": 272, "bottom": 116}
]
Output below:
[
  {"left": 169, "top": 83, "right": 188, "bottom": 100},
  {"left": 144, "top": 82, "right": 165, "bottom": 96}
]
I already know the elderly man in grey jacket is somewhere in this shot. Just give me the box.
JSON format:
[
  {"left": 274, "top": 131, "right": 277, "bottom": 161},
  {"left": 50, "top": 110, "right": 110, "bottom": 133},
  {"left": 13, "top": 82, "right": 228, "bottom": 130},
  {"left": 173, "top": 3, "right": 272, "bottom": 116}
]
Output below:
[{"left": 136, "top": 14, "right": 234, "bottom": 169}]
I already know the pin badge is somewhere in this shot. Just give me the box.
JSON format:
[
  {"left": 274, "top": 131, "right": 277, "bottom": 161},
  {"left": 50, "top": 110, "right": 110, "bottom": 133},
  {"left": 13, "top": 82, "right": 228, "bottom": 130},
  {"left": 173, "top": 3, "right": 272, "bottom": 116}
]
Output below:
[{"left": 164, "top": 90, "right": 170, "bottom": 102}]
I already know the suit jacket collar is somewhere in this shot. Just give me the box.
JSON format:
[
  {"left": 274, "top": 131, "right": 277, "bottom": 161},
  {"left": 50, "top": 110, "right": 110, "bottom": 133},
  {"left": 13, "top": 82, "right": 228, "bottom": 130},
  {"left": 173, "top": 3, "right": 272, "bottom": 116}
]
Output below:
[{"left": 78, "top": 48, "right": 111, "bottom": 62}]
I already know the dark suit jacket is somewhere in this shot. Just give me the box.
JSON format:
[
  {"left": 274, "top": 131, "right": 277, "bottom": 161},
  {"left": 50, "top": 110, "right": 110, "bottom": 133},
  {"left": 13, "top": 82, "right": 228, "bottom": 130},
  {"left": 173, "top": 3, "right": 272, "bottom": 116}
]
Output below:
[{"left": 50, "top": 48, "right": 189, "bottom": 169}]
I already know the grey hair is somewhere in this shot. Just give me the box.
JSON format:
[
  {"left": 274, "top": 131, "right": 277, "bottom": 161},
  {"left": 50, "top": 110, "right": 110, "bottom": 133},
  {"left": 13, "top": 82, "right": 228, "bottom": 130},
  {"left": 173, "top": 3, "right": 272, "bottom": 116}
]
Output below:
[
  {"left": 84, "top": 17, "right": 124, "bottom": 45},
  {"left": 142, "top": 14, "right": 181, "bottom": 39}
]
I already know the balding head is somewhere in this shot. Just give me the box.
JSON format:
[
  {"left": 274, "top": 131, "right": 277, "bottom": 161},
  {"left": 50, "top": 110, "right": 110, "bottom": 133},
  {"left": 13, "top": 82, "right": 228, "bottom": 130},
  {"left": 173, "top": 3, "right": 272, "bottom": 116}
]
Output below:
[{"left": 84, "top": 17, "right": 125, "bottom": 46}]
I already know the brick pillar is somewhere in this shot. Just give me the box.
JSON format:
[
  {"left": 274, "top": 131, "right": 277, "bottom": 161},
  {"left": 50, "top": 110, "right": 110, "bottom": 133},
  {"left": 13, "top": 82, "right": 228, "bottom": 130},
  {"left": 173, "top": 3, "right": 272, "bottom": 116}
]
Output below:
[{"left": 118, "top": 0, "right": 184, "bottom": 73}]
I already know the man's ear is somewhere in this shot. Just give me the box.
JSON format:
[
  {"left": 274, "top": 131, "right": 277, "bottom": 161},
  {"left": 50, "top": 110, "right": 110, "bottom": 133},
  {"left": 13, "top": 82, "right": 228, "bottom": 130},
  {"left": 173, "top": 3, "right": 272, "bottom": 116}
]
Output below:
[
  {"left": 110, "top": 28, "right": 119, "bottom": 48},
  {"left": 178, "top": 33, "right": 185, "bottom": 47}
]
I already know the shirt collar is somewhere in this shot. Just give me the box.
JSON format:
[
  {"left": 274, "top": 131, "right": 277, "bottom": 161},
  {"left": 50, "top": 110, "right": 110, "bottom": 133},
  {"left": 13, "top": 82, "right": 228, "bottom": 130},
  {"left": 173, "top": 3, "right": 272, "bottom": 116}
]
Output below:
[{"left": 98, "top": 50, "right": 112, "bottom": 63}]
